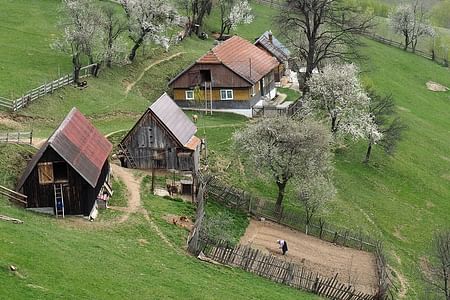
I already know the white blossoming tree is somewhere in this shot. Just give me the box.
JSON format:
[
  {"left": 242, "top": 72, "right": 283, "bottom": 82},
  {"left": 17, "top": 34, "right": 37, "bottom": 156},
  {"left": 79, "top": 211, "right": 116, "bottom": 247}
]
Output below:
[
  {"left": 305, "top": 63, "right": 381, "bottom": 141},
  {"left": 219, "top": 0, "right": 253, "bottom": 39},
  {"left": 389, "top": 0, "right": 435, "bottom": 52},
  {"left": 120, "top": 0, "right": 178, "bottom": 61},
  {"left": 233, "top": 116, "right": 333, "bottom": 213},
  {"left": 53, "top": 0, "right": 102, "bottom": 84}
]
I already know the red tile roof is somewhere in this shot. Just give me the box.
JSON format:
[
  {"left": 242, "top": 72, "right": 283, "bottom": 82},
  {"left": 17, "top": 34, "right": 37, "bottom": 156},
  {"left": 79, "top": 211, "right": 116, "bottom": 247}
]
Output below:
[
  {"left": 17, "top": 108, "right": 112, "bottom": 189},
  {"left": 197, "top": 51, "right": 221, "bottom": 64},
  {"left": 211, "top": 36, "right": 279, "bottom": 84}
]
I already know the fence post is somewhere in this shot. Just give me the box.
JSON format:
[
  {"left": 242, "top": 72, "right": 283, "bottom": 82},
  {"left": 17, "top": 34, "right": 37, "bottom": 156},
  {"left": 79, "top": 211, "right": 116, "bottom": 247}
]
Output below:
[{"left": 29, "top": 131, "right": 33, "bottom": 145}]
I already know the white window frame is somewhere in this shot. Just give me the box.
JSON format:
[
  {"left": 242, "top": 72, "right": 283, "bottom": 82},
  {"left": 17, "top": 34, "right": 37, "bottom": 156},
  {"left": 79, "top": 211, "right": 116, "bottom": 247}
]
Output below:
[
  {"left": 251, "top": 85, "right": 256, "bottom": 97},
  {"left": 220, "top": 89, "right": 233, "bottom": 100},
  {"left": 185, "top": 90, "right": 194, "bottom": 100}
]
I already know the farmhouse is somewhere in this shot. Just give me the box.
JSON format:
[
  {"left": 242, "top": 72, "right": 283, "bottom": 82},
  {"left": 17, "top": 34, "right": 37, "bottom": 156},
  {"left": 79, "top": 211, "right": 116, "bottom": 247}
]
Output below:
[
  {"left": 254, "top": 31, "right": 290, "bottom": 82},
  {"left": 119, "top": 93, "right": 201, "bottom": 173},
  {"left": 168, "top": 35, "right": 279, "bottom": 110},
  {"left": 16, "top": 108, "right": 112, "bottom": 216}
]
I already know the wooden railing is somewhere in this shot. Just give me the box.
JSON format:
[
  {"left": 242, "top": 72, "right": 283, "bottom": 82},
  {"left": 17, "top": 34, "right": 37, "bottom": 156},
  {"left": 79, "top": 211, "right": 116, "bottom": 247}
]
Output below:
[
  {"left": 0, "top": 131, "right": 33, "bottom": 145},
  {"left": 0, "top": 185, "right": 27, "bottom": 207},
  {"left": 0, "top": 64, "right": 97, "bottom": 112}
]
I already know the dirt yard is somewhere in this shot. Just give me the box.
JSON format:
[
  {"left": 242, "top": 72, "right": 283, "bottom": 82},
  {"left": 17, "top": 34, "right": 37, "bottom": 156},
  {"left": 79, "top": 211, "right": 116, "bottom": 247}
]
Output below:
[{"left": 240, "top": 219, "right": 378, "bottom": 294}]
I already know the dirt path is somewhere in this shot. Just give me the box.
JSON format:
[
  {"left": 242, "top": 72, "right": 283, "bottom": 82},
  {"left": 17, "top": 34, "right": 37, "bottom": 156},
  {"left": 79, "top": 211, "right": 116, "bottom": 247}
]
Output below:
[
  {"left": 110, "top": 164, "right": 175, "bottom": 249},
  {"left": 125, "top": 52, "right": 185, "bottom": 95},
  {"left": 240, "top": 219, "right": 378, "bottom": 294},
  {"left": 110, "top": 164, "right": 142, "bottom": 223}
]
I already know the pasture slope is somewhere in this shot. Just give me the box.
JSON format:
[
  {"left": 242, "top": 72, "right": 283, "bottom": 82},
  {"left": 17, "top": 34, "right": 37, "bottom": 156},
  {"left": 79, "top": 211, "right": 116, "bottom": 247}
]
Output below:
[{"left": 1, "top": 0, "right": 450, "bottom": 298}]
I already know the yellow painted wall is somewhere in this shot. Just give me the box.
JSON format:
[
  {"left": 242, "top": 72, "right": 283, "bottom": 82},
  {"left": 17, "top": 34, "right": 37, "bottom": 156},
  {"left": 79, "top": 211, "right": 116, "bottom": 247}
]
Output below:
[{"left": 173, "top": 88, "right": 252, "bottom": 101}]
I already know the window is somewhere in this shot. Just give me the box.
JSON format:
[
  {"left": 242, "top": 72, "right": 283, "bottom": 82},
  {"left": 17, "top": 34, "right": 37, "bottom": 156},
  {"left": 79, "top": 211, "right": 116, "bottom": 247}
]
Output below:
[
  {"left": 38, "top": 162, "right": 54, "bottom": 184},
  {"left": 185, "top": 90, "right": 194, "bottom": 100},
  {"left": 220, "top": 89, "right": 233, "bottom": 100},
  {"left": 200, "top": 70, "right": 211, "bottom": 82},
  {"left": 251, "top": 85, "right": 256, "bottom": 97},
  {"left": 53, "top": 162, "right": 68, "bottom": 183}
]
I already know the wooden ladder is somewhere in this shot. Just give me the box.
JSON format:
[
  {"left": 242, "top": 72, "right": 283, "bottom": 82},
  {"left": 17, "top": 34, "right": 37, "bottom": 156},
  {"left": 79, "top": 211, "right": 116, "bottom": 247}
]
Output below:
[
  {"left": 54, "top": 184, "right": 64, "bottom": 218},
  {"left": 118, "top": 143, "right": 137, "bottom": 168}
]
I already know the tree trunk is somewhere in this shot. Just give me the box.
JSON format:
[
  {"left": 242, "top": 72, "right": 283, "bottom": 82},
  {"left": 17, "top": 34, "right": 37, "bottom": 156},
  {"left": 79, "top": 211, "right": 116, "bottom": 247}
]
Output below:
[
  {"left": 275, "top": 180, "right": 287, "bottom": 213},
  {"left": 404, "top": 34, "right": 409, "bottom": 51},
  {"left": 129, "top": 35, "right": 144, "bottom": 61},
  {"left": 331, "top": 115, "right": 338, "bottom": 134},
  {"left": 107, "top": 25, "right": 113, "bottom": 67},
  {"left": 364, "top": 141, "right": 373, "bottom": 163},
  {"left": 72, "top": 54, "right": 81, "bottom": 84}
]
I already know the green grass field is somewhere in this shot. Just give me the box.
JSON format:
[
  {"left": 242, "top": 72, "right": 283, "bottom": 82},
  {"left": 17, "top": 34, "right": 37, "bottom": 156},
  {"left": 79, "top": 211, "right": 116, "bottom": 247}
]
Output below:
[{"left": 2, "top": 0, "right": 450, "bottom": 298}]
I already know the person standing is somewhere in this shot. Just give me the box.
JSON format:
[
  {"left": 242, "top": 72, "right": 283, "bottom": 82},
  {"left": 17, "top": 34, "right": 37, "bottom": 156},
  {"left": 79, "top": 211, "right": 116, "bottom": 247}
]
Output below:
[{"left": 277, "top": 239, "right": 288, "bottom": 255}]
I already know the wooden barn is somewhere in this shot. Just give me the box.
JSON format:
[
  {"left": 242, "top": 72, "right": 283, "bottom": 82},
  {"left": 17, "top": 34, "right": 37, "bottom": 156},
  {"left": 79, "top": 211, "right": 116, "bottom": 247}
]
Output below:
[
  {"left": 16, "top": 108, "right": 113, "bottom": 216},
  {"left": 168, "top": 35, "right": 279, "bottom": 110},
  {"left": 254, "top": 31, "right": 290, "bottom": 82},
  {"left": 119, "top": 93, "right": 201, "bottom": 173}
]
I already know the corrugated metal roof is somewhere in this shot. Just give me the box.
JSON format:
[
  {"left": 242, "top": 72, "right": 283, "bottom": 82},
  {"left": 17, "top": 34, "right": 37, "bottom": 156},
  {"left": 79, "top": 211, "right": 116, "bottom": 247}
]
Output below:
[
  {"left": 213, "top": 36, "right": 279, "bottom": 84},
  {"left": 150, "top": 93, "right": 197, "bottom": 146},
  {"left": 255, "top": 36, "right": 289, "bottom": 63},
  {"left": 255, "top": 31, "right": 290, "bottom": 59},
  {"left": 16, "top": 108, "right": 112, "bottom": 190}
]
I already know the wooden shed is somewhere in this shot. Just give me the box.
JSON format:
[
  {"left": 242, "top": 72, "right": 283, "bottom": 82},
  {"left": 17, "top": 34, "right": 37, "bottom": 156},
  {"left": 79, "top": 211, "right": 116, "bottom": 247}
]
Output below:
[
  {"left": 168, "top": 36, "right": 279, "bottom": 110},
  {"left": 16, "top": 108, "right": 113, "bottom": 216},
  {"left": 255, "top": 31, "right": 290, "bottom": 82},
  {"left": 119, "top": 93, "right": 201, "bottom": 173}
]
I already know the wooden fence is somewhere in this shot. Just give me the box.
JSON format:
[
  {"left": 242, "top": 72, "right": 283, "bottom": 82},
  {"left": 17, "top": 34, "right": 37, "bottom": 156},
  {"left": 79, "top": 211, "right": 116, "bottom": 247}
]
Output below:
[
  {"left": 363, "top": 33, "right": 449, "bottom": 67},
  {"left": 198, "top": 238, "right": 379, "bottom": 299},
  {"left": 205, "top": 175, "right": 378, "bottom": 252},
  {"left": 252, "top": 99, "right": 303, "bottom": 118},
  {"left": 0, "top": 64, "right": 97, "bottom": 112},
  {"left": 0, "top": 185, "right": 27, "bottom": 207},
  {"left": 0, "top": 131, "right": 32, "bottom": 145}
]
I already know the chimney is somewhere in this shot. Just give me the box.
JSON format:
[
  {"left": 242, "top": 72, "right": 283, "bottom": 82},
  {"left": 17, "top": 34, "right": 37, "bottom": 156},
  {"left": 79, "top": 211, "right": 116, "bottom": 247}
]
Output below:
[{"left": 268, "top": 30, "right": 273, "bottom": 44}]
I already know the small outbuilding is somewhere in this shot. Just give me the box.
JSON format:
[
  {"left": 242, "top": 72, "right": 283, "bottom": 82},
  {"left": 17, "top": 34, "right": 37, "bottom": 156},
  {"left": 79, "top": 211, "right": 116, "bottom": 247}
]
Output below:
[
  {"left": 254, "top": 31, "right": 290, "bottom": 82},
  {"left": 16, "top": 108, "right": 113, "bottom": 216},
  {"left": 119, "top": 93, "right": 201, "bottom": 173}
]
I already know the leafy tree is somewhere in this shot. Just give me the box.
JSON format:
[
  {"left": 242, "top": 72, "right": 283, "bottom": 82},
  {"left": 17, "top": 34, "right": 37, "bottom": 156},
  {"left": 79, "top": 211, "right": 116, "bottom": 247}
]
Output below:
[
  {"left": 298, "top": 175, "right": 335, "bottom": 235},
  {"left": 305, "top": 63, "right": 381, "bottom": 141},
  {"left": 182, "top": 0, "right": 213, "bottom": 36},
  {"left": 100, "top": 5, "right": 128, "bottom": 67},
  {"left": 389, "top": 0, "right": 435, "bottom": 52},
  {"left": 219, "top": 0, "right": 253, "bottom": 39},
  {"left": 120, "top": 0, "right": 178, "bottom": 61},
  {"left": 364, "top": 92, "right": 406, "bottom": 163},
  {"left": 53, "top": 0, "right": 102, "bottom": 84},
  {"left": 233, "top": 117, "right": 333, "bottom": 212},
  {"left": 278, "top": 0, "right": 373, "bottom": 90}
]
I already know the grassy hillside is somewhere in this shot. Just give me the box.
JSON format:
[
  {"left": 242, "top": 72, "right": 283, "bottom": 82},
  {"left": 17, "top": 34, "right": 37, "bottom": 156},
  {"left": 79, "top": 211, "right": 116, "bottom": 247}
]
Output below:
[{"left": 0, "top": 0, "right": 72, "bottom": 97}]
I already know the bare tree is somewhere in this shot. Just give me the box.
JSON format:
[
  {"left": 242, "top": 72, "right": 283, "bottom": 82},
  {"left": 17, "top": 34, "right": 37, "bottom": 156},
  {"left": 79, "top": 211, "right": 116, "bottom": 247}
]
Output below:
[
  {"left": 218, "top": 0, "right": 253, "bottom": 39},
  {"left": 389, "top": 0, "right": 435, "bottom": 52},
  {"left": 278, "top": 0, "right": 373, "bottom": 89},
  {"left": 233, "top": 117, "right": 332, "bottom": 213},
  {"left": 298, "top": 175, "right": 335, "bottom": 235},
  {"left": 364, "top": 91, "right": 406, "bottom": 163},
  {"left": 426, "top": 230, "right": 450, "bottom": 299},
  {"left": 182, "top": 0, "right": 212, "bottom": 36},
  {"left": 120, "top": 0, "right": 178, "bottom": 61},
  {"left": 53, "top": 0, "right": 101, "bottom": 84},
  {"left": 305, "top": 63, "right": 381, "bottom": 141}
]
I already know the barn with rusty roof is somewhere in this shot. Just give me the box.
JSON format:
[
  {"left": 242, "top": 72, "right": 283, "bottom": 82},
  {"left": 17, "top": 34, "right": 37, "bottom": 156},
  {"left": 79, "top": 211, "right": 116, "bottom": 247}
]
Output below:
[
  {"left": 168, "top": 35, "right": 279, "bottom": 111},
  {"left": 254, "top": 31, "right": 290, "bottom": 82},
  {"left": 118, "top": 93, "right": 201, "bottom": 173},
  {"left": 16, "top": 108, "right": 113, "bottom": 216}
]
